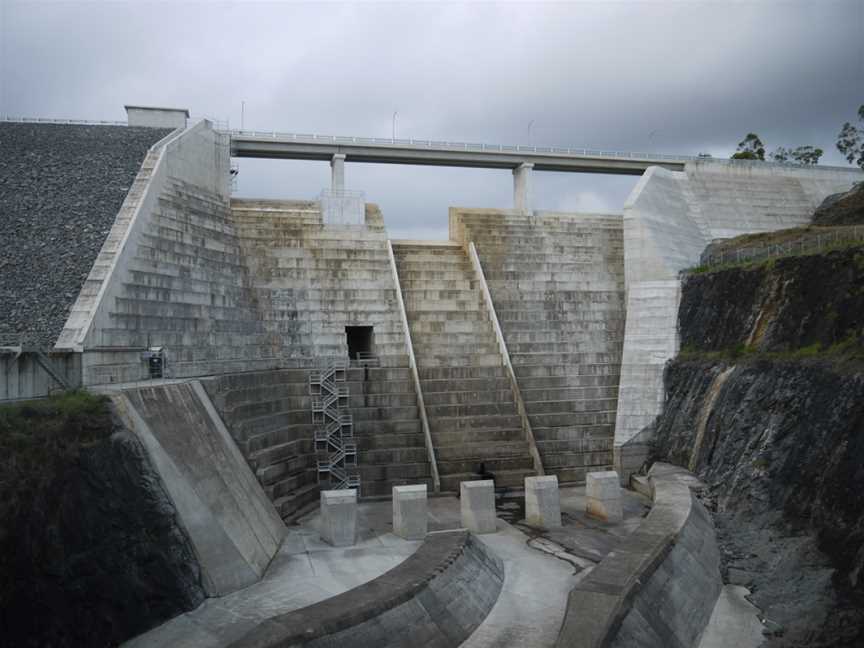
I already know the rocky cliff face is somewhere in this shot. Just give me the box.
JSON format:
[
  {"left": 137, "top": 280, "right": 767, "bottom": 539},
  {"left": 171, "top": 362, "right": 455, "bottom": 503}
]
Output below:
[
  {"left": 649, "top": 247, "right": 864, "bottom": 647},
  {"left": 0, "top": 393, "right": 204, "bottom": 647}
]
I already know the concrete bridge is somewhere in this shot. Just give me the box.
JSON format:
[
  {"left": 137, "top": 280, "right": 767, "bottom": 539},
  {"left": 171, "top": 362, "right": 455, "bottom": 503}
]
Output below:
[{"left": 229, "top": 130, "right": 695, "bottom": 210}]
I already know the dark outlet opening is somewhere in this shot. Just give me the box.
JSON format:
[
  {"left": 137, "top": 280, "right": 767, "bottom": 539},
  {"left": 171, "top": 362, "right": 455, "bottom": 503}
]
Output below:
[{"left": 346, "top": 326, "right": 374, "bottom": 359}]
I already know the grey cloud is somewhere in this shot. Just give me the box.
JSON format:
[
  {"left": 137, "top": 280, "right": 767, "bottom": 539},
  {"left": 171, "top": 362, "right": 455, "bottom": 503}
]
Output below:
[{"left": 2, "top": 0, "right": 861, "bottom": 237}]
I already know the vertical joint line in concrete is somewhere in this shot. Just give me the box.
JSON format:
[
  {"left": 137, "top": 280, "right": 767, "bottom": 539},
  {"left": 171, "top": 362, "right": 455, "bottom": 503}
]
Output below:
[
  {"left": 386, "top": 240, "right": 441, "bottom": 492},
  {"left": 467, "top": 241, "right": 544, "bottom": 476}
]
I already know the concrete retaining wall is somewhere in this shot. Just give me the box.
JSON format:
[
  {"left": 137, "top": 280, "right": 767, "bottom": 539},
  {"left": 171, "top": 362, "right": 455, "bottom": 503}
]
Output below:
[
  {"left": 614, "top": 160, "right": 862, "bottom": 480},
  {"left": 0, "top": 351, "right": 81, "bottom": 401},
  {"left": 110, "top": 380, "right": 285, "bottom": 597},
  {"left": 555, "top": 462, "right": 721, "bottom": 648},
  {"left": 228, "top": 530, "right": 504, "bottom": 648}
]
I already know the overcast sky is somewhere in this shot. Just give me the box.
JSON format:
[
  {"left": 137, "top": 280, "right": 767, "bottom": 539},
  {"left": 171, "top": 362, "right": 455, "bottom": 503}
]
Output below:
[{"left": 2, "top": 0, "right": 862, "bottom": 238}]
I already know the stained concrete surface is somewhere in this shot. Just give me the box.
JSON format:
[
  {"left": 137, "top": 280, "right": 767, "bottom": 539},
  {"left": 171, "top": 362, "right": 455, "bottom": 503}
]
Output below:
[{"left": 126, "top": 487, "right": 651, "bottom": 648}]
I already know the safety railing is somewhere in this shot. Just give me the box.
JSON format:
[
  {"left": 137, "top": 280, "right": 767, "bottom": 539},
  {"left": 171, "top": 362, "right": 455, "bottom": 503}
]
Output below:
[
  {"left": 227, "top": 128, "right": 697, "bottom": 162},
  {"left": 1, "top": 116, "right": 127, "bottom": 126},
  {"left": 698, "top": 225, "right": 864, "bottom": 269}
]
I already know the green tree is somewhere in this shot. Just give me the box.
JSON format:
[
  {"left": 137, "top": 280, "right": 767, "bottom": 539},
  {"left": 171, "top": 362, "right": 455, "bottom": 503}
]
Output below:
[
  {"left": 732, "top": 133, "right": 765, "bottom": 160},
  {"left": 836, "top": 104, "right": 864, "bottom": 169},
  {"left": 790, "top": 145, "right": 823, "bottom": 165},
  {"left": 770, "top": 146, "right": 790, "bottom": 163}
]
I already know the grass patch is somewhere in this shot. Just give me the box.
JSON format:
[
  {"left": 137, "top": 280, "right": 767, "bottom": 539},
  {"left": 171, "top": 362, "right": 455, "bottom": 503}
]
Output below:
[
  {"left": 0, "top": 390, "right": 112, "bottom": 522},
  {"left": 677, "top": 333, "right": 864, "bottom": 366}
]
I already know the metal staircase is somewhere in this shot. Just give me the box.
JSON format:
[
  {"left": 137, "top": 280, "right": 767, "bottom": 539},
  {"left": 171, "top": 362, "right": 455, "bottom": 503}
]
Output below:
[{"left": 311, "top": 358, "right": 360, "bottom": 493}]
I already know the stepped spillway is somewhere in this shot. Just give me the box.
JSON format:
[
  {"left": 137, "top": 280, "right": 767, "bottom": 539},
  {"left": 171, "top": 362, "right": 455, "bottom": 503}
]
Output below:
[
  {"left": 392, "top": 241, "right": 535, "bottom": 492},
  {"left": 453, "top": 210, "right": 625, "bottom": 482}
]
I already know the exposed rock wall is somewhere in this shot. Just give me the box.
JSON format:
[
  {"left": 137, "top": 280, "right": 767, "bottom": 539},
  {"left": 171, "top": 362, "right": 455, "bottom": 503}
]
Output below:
[
  {"left": 650, "top": 248, "right": 864, "bottom": 646},
  {"left": 0, "top": 123, "right": 172, "bottom": 347},
  {"left": 0, "top": 396, "right": 204, "bottom": 647}
]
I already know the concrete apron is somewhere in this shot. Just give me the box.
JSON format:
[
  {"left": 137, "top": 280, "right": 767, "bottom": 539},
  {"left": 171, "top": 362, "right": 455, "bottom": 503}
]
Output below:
[{"left": 125, "top": 486, "right": 657, "bottom": 648}]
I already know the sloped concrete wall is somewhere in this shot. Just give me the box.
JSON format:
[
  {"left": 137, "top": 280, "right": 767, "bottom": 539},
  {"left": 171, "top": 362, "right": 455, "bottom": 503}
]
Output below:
[
  {"left": 555, "top": 463, "right": 720, "bottom": 648},
  {"left": 229, "top": 531, "right": 503, "bottom": 648},
  {"left": 110, "top": 380, "right": 285, "bottom": 597},
  {"left": 614, "top": 160, "right": 862, "bottom": 479}
]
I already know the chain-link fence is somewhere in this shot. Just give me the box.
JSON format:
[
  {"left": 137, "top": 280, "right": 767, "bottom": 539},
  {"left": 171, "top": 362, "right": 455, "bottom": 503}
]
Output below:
[{"left": 700, "top": 225, "right": 864, "bottom": 269}]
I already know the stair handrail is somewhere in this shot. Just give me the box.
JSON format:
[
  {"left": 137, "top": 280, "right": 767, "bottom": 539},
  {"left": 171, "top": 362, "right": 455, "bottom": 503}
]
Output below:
[
  {"left": 387, "top": 240, "right": 441, "bottom": 493},
  {"left": 468, "top": 241, "right": 545, "bottom": 476}
]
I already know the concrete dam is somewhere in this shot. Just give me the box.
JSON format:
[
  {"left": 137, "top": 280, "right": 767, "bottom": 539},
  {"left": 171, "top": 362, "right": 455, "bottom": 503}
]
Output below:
[{"left": 1, "top": 107, "right": 862, "bottom": 647}]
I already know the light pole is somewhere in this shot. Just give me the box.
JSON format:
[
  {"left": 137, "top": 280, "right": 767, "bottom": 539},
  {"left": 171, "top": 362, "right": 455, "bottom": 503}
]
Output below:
[
  {"left": 241, "top": 101, "right": 245, "bottom": 130},
  {"left": 527, "top": 119, "right": 535, "bottom": 146},
  {"left": 392, "top": 111, "right": 398, "bottom": 141}
]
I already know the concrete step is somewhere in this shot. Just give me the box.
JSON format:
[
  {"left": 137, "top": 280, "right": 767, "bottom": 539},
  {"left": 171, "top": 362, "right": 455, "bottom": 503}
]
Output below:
[
  {"left": 519, "top": 386, "right": 619, "bottom": 402},
  {"left": 420, "top": 377, "right": 511, "bottom": 394},
  {"left": 419, "top": 365, "right": 507, "bottom": 381},
  {"left": 433, "top": 428, "right": 525, "bottom": 446},
  {"left": 531, "top": 425, "right": 614, "bottom": 441},
  {"left": 422, "top": 388, "right": 514, "bottom": 406},
  {"left": 355, "top": 432, "right": 428, "bottom": 451},
  {"left": 358, "top": 462, "right": 431, "bottom": 483},
  {"left": 540, "top": 450, "right": 614, "bottom": 470},
  {"left": 513, "top": 363, "right": 620, "bottom": 378},
  {"left": 359, "top": 477, "right": 435, "bottom": 499},
  {"left": 361, "top": 447, "right": 429, "bottom": 465},
  {"left": 439, "top": 469, "right": 535, "bottom": 493},
  {"left": 427, "top": 413, "right": 522, "bottom": 433},
  {"left": 273, "top": 481, "right": 320, "bottom": 520},
  {"left": 527, "top": 411, "right": 616, "bottom": 428},
  {"left": 415, "top": 354, "right": 503, "bottom": 368},
  {"left": 436, "top": 454, "right": 534, "bottom": 476},
  {"left": 425, "top": 401, "right": 517, "bottom": 419}
]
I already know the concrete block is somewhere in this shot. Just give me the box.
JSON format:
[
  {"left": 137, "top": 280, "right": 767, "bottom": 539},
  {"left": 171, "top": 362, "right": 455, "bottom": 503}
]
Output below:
[
  {"left": 524, "top": 475, "right": 561, "bottom": 528},
  {"left": 586, "top": 470, "right": 623, "bottom": 522},
  {"left": 392, "top": 484, "right": 428, "bottom": 540},
  {"left": 460, "top": 480, "right": 496, "bottom": 534},
  {"left": 321, "top": 489, "right": 357, "bottom": 547}
]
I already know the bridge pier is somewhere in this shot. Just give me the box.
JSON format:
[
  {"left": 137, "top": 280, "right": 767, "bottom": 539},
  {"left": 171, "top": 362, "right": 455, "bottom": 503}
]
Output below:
[
  {"left": 513, "top": 162, "right": 533, "bottom": 212},
  {"left": 330, "top": 153, "right": 346, "bottom": 192}
]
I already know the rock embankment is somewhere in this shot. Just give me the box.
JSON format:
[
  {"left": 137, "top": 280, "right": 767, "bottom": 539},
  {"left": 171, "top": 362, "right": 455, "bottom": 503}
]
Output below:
[
  {"left": 812, "top": 181, "right": 864, "bottom": 226},
  {"left": 0, "top": 122, "right": 172, "bottom": 347},
  {"left": 649, "top": 249, "right": 864, "bottom": 646}
]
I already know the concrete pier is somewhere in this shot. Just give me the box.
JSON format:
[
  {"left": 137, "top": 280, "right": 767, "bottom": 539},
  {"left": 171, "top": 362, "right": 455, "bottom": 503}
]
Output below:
[
  {"left": 461, "top": 480, "right": 497, "bottom": 534},
  {"left": 586, "top": 471, "right": 623, "bottom": 522},
  {"left": 330, "top": 153, "right": 346, "bottom": 191},
  {"left": 320, "top": 489, "right": 357, "bottom": 547},
  {"left": 513, "top": 162, "right": 533, "bottom": 211},
  {"left": 525, "top": 475, "right": 561, "bottom": 528},
  {"left": 392, "top": 484, "right": 428, "bottom": 540}
]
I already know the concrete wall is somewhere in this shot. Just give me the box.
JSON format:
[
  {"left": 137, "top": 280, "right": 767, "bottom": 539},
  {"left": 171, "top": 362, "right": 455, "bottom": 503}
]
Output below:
[
  {"left": 125, "top": 106, "right": 189, "bottom": 130},
  {"left": 555, "top": 463, "right": 721, "bottom": 648},
  {"left": 110, "top": 380, "right": 285, "bottom": 597},
  {"left": 231, "top": 199, "right": 409, "bottom": 367},
  {"left": 229, "top": 531, "right": 503, "bottom": 648},
  {"left": 614, "top": 160, "right": 862, "bottom": 479},
  {"left": 0, "top": 351, "right": 81, "bottom": 401}
]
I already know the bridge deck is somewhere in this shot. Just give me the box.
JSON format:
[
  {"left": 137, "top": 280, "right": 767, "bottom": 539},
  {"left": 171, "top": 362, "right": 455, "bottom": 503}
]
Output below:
[{"left": 229, "top": 131, "right": 693, "bottom": 175}]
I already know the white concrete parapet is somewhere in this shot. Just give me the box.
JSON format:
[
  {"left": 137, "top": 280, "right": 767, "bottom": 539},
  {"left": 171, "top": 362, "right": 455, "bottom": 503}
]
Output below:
[
  {"left": 525, "top": 475, "right": 562, "bottom": 528},
  {"left": 321, "top": 489, "right": 358, "bottom": 547},
  {"left": 392, "top": 484, "right": 428, "bottom": 540},
  {"left": 586, "top": 471, "right": 623, "bottom": 522},
  {"left": 460, "top": 480, "right": 496, "bottom": 534}
]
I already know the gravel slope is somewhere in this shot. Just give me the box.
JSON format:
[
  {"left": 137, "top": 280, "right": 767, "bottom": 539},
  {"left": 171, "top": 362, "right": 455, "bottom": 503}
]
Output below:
[{"left": 0, "top": 122, "right": 172, "bottom": 347}]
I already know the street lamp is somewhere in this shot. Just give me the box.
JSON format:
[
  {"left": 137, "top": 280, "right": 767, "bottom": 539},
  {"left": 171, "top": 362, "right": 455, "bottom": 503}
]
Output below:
[
  {"left": 392, "top": 111, "right": 398, "bottom": 141},
  {"left": 527, "top": 119, "right": 535, "bottom": 146}
]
